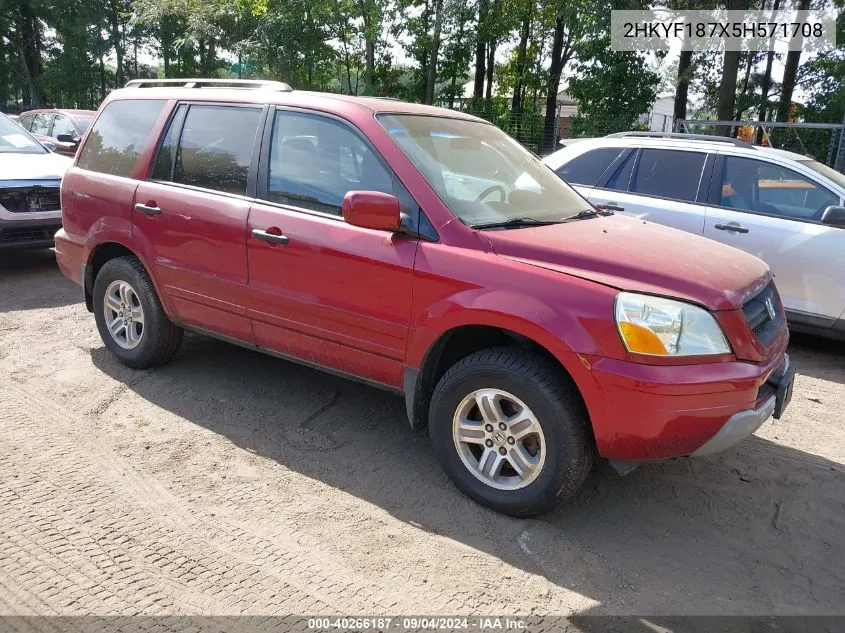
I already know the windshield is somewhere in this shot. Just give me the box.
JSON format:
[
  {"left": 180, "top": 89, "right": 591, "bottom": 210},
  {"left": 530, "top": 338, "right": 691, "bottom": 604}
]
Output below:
[
  {"left": 0, "top": 115, "right": 46, "bottom": 154},
  {"left": 799, "top": 159, "right": 845, "bottom": 193},
  {"left": 378, "top": 114, "right": 589, "bottom": 227}
]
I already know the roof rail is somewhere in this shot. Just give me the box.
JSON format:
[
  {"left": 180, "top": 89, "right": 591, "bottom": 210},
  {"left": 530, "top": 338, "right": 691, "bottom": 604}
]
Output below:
[
  {"left": 606, "top": 131, "right": 755, "bottom": 148},
  {"left": 124, "top": 78, "right": 293, "bottom": 92}
]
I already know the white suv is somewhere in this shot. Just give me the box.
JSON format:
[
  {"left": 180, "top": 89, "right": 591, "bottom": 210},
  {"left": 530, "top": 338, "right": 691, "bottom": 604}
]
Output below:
[{"left": 543, "top": 133, "right": 845, "bottom": 340}]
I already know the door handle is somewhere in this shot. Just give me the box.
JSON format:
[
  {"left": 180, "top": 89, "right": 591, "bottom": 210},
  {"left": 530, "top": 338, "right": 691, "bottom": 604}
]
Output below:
[
  {"left": 251, "top": 228, "right": 289, "bottom": 245},
  {"left": 595, "top": 203, "right": 625, "bottom": 212},
  {"left": 714, "top": 222, "right": 749, "bottom": 234},
  {"left": 134, "top": 202, "right": 161, "bottom": 216}
]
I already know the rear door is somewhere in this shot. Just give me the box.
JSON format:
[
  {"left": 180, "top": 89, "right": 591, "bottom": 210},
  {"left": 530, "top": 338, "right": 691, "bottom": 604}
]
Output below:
[
  {"left": 132, "top": 102, "right": 265, "bottom": 342},
  {"left": 246, "top": 108, "right": 417, "bottom": 389},
  {"left": 703, "top": 153, "right": 845, "bottom": 322},
  {"left": 588, "top": 147, "right": 710, "bottom": 235}
]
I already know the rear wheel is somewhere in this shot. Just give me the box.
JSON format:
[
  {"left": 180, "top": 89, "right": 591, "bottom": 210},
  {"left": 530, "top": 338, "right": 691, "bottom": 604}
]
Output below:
[
  {"left": 429, "top": 347, "right": 594, "bottom": 516},
  {"left": 93, "top": 256, "right": 183, "bottom": 368}
]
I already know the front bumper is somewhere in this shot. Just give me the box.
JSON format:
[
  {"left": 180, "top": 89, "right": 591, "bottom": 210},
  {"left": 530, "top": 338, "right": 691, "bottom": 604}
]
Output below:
[
  {"left": 690, "top": 354, "right": 792, "bottom": 456},
  {"left": 581, "top": 334, "right": 790, "bottom": 461},
  {"left": 0, "top": 215, "right": 62, "bottom": 250}
]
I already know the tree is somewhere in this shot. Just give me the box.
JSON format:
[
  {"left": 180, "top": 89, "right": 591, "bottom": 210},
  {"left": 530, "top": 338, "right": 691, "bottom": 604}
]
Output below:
[
  {"left": 569, "top": 46, "right": 659, "bottom": 136},
  {"left": 757, "top": 0, "right": 780, "bottom": 129},
  {"left": 776, "top": 0, "right": 811, "bottom": 121},
  {"left": 715, "top": 0, "right": 752, "bottom": 135}
]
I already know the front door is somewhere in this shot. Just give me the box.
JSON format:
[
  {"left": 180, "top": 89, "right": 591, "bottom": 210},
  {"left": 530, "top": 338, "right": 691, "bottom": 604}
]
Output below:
[
  {"left": 133, "top": 102, "right": 264, "bottom": 341},
  {"left": 703, "top": 154, "right": 845, "bottom": 322},
  {"left": 246, "top": 108, "right": 416, "bottom": 389}
]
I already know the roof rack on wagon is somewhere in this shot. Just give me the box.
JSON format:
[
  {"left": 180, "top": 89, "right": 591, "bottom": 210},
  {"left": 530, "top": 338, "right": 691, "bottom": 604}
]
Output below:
[
  {"left": 124, "top": 78, "right": 294, "bottom": 92},
  {"left": 606, "top": 131, "right": 756, "bottom": 149}
]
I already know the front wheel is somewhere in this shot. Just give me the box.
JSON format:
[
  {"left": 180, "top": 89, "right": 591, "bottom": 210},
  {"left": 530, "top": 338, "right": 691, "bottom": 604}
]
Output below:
[{"left": 428, "top": 347, "right": 594, "bottom": 517}]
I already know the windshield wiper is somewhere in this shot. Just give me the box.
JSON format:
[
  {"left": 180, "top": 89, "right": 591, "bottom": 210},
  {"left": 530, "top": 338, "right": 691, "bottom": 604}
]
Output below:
[
  {"left": 471, "top": 217, "right": 563, "bottom": 230},
  {"left": 561, "top": 208, "right": 612, "bottom": 221}
]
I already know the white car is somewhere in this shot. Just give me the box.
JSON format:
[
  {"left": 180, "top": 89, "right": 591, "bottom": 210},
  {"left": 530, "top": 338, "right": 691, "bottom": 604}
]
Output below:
[
  {"left": 543, "top": 132, "right": 845, "bottom": 340},
  {"left": 0, "top": 113, "right": 73, "bottom": 250}
]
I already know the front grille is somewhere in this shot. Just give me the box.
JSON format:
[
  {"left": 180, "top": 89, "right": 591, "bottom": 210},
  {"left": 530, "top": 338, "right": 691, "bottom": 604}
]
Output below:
[
  {"left": 742, "top": 281, "right": 781, "bottom": 346},
  {"left": 0, "top": 226, "right": 59, "bottom": 244},
  {"left": 0, "top": 186, "right": 61, "bottom": 213}
]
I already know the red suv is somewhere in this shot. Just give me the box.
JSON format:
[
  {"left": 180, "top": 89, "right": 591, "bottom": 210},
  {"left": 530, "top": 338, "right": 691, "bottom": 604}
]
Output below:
[{"left": 55, "top": 79, "right": 794, "bottom": 516}]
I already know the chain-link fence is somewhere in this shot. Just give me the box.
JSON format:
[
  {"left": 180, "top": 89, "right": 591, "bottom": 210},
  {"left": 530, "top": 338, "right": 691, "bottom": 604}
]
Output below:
[{"left": 445, "top": 98, "right": 561, "bottom": 155}]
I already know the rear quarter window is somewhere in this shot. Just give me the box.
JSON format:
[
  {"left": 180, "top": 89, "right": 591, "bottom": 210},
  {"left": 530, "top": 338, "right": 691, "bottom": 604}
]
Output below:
[{"left": 77, "top": 99, "right": 166, "bottom": 178}]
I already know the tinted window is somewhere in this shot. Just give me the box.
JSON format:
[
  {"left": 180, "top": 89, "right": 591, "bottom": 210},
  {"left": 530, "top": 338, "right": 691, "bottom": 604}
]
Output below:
[
  {"left": 720, "top": 156, "right": 838, "bottom": 220},
  {"left": 151, "top": 106, "right": 186, "bottom": 182},
  {"left": 631, "top": 149, "right": 706, "bottom": 202},
  {"left": 169, "top": 105, "right": 261, "bottom": 195},
  {"left": 556, "top": 148, "right": 625, "bottom": 186},
  {"left": 52, "top": 115, "right": 77, "bottom": 138},
  {"left": 30, "top": 113, "right": 54, "bottom": 135},
  {"left": 78, "top": 99, "right": 166, "bottom": 178},
  {"left": 604, "top": 151, "right": 636, "bottom": 191},
  {"left": 268, "top": 111, "right": 393, "bottom": 216}
]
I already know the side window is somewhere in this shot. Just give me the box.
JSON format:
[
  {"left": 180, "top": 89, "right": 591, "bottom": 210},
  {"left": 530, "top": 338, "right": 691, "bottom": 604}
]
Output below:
[
  {"left": 52, "top": 115, "right": 77, "bottom": 139},
  {"left": 267, "top": 111, "right": 393, "bottom": 216},
  {"left": 151, "top": 105, "right": 187, "bottom": 181},
  {"left": 170, "top": 105, "right": 262, "bottom": 195},
  {"left": 30, "top": 114, "right": 54, "bottom": 136},
  {"left": 78, "top": 99, "right": 166, "bottom": 178},
  {"left": 603, "top": 150, "right": 637, "bottom": 191},
  {"left": 556, "top": 148, "right": 626, "bottom": 186},
  {"left": 18, "top": 115, "right": 34, "bottom": 131},
  {"left": 720, "top": 155, "right": 838, "bottom": 221},
  {"left": 631, "top": 149, "right": 706, "bottom": 202}
]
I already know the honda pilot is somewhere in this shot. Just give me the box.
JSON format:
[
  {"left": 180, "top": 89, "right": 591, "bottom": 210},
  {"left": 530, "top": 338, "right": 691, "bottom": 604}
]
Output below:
[{"left": 55, "top": 79, "right": 794, "bottom": 516}]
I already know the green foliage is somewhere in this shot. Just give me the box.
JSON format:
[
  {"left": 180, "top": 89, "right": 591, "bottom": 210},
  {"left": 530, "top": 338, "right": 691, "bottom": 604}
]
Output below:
[
  {"left": 0, "top": 0, "right": 840, "bottom": 164},
  {"left": 568, "top": 48, "right": 659, "bottom": 136}
]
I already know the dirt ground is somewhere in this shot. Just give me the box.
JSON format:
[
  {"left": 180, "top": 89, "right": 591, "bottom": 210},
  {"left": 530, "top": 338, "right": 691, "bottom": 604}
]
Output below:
[{"left": 1, "top": 249, "right": 844, "bottom": 617}]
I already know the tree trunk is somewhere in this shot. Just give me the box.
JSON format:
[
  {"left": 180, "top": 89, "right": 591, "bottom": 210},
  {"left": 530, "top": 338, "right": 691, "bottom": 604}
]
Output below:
[
  {"left": 357, "top": 0, "right": 376, "bottom": 94},
  {"left": 424, "top": 0, "right": 444, "bottom": 105},
  {"left": 473, "top": 0, "right": 488, "bottom": 101},
  {"left": 715, "top": 49, "right": 741, "bottom": 136},
  {"left": 542, "top": 18, "right": 567, "bottom": 154},
  {"left": 758, "top": 0, "right": 780, "bottom": 130},
  {"left": 17, "top": 0, "right": 43, "bottom": 107},
  {"left": 510, "top": 13, "right": 530, "bottom": 121},
  {"left": 99, "top": 54, "right": 106, "bottom": 99},
  {"left": 673, "top": 50, "right": 693, "bottom": 124},
  {"left": 777, "top": 0, "right": 810, "bottom": 122},
  {"left": 485, "top": 41, "right": 495, "bottom": 99}
]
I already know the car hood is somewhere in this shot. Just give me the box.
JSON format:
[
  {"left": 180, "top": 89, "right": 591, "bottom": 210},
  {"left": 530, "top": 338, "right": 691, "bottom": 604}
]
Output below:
[
  {"left": 484, "top": 215, "right": 770, "bottom": 311},
  {"left": 0, "top": 152, "right": 73, "bottom": 181}
]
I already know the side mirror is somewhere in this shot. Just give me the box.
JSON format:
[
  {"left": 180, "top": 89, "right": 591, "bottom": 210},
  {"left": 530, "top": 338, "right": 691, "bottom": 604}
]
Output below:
[
  {"left": 342, "top": 191, "right": 403, "bottom": 232},
  {"left": 821, "top": 205, "right": 845, "bottom": 228},
  {"left": 41, "top": 141, "right": 57, "bottom": 152},
  {"left": 56, "top": 134, "right": 77, "bottom": 144}
]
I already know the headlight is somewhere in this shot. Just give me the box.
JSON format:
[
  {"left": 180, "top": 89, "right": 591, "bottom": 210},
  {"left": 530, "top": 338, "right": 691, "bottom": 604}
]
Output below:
[{"left": 615, "top": 292, "right": 731, "bottom": 356}]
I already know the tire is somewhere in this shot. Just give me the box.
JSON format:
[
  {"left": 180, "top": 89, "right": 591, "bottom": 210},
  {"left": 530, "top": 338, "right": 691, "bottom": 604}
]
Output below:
[
  {"left": 428, "top": 347, "right": 594, "bottom": 517},
  {"left": 93, "top": 256, "right": 183, "bottom": 369}
]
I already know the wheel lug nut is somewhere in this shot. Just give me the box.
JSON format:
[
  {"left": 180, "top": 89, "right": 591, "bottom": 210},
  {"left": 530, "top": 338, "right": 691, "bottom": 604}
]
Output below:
[
  {"left": 485, "top": 439, "right": 493, "bottom": 447},
  {"left": 498, "top": 447, "right": 507, "bottom": 455},
  {"left": 498, "top": 422, "right": 507, "bottom": 430},
  {"left": 507, "top": 437, "right": 515, "bottom": 445},
  {"left": 485, "top": 424, "right": 493, "bottom": 432}
]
